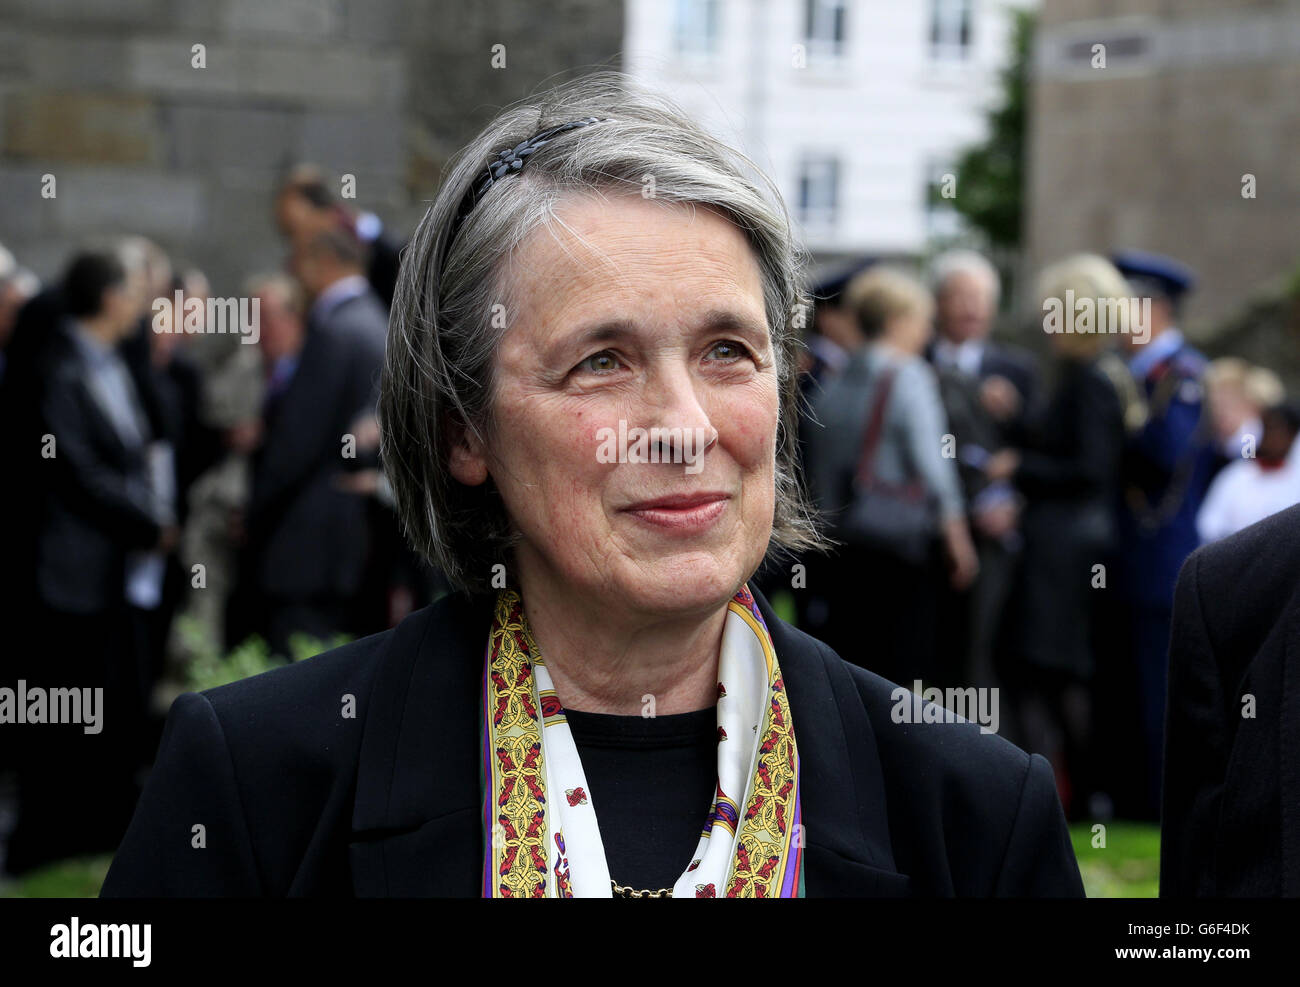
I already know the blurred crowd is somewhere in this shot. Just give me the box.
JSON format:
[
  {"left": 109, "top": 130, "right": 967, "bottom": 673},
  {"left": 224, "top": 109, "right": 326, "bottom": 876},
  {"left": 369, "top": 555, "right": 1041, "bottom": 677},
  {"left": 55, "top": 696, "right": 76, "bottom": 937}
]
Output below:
[
  {"left": 0, "top": 168, "right": 439, "bottom": 876},
  {"left": 770, "top": 248, "right": 1299, "bottom": 825},
  {"left": 1, "top": 178, "right": 1295, "bottom": 875}
]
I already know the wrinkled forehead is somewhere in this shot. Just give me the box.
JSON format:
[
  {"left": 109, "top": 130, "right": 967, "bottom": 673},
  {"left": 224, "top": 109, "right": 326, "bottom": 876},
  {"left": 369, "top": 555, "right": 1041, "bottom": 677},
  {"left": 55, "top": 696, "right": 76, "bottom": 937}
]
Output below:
[{"left": 500, "top": 193, "right": 769, "bottom": 347}]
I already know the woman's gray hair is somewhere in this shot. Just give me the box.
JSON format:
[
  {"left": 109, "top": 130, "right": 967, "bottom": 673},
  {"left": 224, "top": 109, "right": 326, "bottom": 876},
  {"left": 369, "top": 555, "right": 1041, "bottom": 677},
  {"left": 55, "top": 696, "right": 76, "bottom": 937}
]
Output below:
[{"left": 380, "top": 71, "right": 826, "bottom": 594}]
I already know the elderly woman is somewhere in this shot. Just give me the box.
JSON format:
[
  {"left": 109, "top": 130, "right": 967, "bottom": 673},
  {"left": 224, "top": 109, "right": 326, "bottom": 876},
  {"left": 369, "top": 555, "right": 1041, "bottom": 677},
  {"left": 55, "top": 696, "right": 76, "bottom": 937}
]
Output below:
[{"left": 102, "top": 74, "right": 1081, "bottom": 898}]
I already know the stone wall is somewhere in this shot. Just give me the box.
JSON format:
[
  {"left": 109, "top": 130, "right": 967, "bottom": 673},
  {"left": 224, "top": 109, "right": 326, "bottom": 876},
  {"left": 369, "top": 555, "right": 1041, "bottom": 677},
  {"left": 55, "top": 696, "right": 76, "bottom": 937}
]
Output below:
[
  {"left": 1024, "top": 0, "right": 1300, "bottom": 339},
  {"left": 0, "top": 0, "right": 622, "bottom": 295}
]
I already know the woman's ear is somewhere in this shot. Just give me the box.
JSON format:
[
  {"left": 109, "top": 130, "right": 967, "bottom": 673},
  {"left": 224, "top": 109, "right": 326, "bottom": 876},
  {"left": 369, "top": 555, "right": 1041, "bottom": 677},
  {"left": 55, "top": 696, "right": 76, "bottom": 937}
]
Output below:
[{"left": 447, "top": 421, "right": 490, "bottom": 486}]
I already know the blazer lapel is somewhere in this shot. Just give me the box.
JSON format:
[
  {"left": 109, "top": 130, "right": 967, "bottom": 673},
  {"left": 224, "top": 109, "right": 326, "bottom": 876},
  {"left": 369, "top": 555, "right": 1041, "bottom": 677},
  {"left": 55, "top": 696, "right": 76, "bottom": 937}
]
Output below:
[
  {"left": 753, "top": 589, "right": 910, "bottom": 896},
  {"left": 349, "top": 592, "right": 494, "bottom": 896}
]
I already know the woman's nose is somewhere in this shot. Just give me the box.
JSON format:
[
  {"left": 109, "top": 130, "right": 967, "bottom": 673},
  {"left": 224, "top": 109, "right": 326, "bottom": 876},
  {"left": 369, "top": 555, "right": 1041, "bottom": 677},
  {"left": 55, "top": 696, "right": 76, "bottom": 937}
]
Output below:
[{"left": 639, "top": 369, "right": 719, "bottom": 464}]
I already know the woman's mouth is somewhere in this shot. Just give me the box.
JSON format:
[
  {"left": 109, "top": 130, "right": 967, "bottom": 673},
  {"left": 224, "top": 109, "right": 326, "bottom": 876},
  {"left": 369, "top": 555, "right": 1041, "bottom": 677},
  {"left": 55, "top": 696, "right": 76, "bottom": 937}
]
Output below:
[{"left": 621, "top": 492, "right": 731, "bottom": 533}]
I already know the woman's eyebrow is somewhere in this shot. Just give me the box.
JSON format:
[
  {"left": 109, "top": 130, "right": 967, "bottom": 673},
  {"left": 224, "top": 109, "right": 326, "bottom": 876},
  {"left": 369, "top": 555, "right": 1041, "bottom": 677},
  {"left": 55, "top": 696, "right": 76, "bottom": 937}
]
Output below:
[
  {"left": 697, "top": 308, "right": 769, "bottom": 338},
  {"left": 546, "top": 308, "right": 767, "bottom": 364},
  {"left": 544, "top": 320, "right": 639, "bottom": 364},
  {"left": 574, "top": 320, "right": 639, "bottom": 347}
]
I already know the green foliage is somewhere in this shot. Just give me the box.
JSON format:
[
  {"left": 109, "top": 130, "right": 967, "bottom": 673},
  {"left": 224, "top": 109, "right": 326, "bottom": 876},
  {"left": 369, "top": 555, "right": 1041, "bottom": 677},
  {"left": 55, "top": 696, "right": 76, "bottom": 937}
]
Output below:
[
  {"left": 768, "top": 589, "right": 798, "bottom": 626},
  {"left": 173, "top": 614, "right": 349, "bottom": 693},
  {"left": 950, "top": 8, "right": 1035, "bottom": 248},
  {"left": 1069, "top": 820, "right": 1160, "bottom": 898},
  {"left": 1, "top": 855, "right": 112, "bottom": 898},
  {"left": 1285, "top": 260, "right": 1300, "bottom": 301}
]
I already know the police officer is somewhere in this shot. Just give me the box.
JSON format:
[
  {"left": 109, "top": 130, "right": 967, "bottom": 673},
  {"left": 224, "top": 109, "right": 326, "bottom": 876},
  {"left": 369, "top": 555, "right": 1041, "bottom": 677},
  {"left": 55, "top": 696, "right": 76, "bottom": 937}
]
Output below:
[{"left": 1112, "top": 249, "right": 1220, "bottom": 819}]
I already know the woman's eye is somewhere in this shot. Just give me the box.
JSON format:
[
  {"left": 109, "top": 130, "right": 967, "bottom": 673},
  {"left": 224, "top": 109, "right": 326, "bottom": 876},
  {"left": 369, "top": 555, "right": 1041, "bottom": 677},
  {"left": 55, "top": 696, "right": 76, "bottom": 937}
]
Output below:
[
  {"left": 707, "top": 340, "right": 749, "bottom": 362},
  {"left": 577, "top": 350, "right": 622, "bottom": 374}
]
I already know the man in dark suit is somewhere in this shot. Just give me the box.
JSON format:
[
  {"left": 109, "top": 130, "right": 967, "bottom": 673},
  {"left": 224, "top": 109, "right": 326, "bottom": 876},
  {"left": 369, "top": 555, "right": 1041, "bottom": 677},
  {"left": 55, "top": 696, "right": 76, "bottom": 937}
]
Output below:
[
  {"left": 927, "top": 250, "right": 1040, "bottom": 694},
  {"left": 1161, "top": 502, "right": 1300, "bottom": 896},
  {"left": 6, "top": 249, "right": 179, "bottom": 875},
  {"left": 291, "top": 229, "right": 389, "bottom": 353},
  {"left": 928, "top": 251, "right": 1038, "bottom": 425},
  {"left": 273, "top": 164, "right": 402, "bottom": 310},
  {"left": 101, "top": 586, "right": 1083, "bottom": 897},
  {"left": 232, "top": 248, "right": 385, "bottom": 657}
]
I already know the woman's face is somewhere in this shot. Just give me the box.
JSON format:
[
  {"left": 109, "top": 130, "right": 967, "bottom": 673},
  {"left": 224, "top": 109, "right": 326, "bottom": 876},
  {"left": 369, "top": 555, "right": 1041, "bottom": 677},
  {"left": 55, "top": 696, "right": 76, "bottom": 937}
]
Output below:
[{"left": 451, "top": 194, "right": 779, "bottom": 618}]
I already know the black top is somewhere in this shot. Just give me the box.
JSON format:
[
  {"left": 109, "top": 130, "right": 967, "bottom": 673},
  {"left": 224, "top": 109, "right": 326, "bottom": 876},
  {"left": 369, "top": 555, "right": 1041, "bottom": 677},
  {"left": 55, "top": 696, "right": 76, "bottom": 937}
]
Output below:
[{"left": 564, "top": 706, "right": 718, "bottom": 893}]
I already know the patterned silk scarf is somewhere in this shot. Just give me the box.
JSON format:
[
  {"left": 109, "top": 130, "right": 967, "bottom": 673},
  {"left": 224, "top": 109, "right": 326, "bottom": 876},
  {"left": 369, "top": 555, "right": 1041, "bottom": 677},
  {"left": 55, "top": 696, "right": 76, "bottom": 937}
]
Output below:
[{"left": 480, "top": 584, "right": 803, "bottom": 898}]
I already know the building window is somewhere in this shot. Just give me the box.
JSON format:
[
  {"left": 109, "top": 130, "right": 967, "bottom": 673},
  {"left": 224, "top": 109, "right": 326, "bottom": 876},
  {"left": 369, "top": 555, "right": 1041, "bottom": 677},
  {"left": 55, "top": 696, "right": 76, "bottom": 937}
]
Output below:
[
  {"left": 803, "top": 0, "right": 847, "bottom": 60},
  {"left": 674, "top": 0, "right": 721, "bottom": 56},
  {"left": 798, "top": 154, "right": 841, "bottom": 230},
  {"left": 929, "top": 0, "right": 973, "bottom": 61}
]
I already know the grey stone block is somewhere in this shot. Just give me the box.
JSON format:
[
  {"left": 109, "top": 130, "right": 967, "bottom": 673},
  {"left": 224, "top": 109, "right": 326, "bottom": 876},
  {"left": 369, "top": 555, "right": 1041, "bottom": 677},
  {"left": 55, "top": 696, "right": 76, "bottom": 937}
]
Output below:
[
  {"left": 239, "top": 45, "right": 406, "bottom": 106},
  {"left": 5, "top": 89, "right": 161, "bottom": 165},
  {"left": 341, "top": 0, "right": 408, "bottom": 45},
  {"left": 48, "top": 167, "right": 205, "bottom": 240},
  {"left": 297, "top": 107, "right": 403, "bottom": 172},
  {"left": 221, "top": 0, "right": 343, "bottom": 40},
  {"left": 170, "top": 0, "right": 228, "bottom": 36},
  {"left": 0, "top": 164, "right": 56, "bottom": 240},
  {"left": 165, "top": 104, "right": 301, "bottom": 171},
  {"left": 22, "top": 35, "right": 130, "bottom": 89},
  {"left": 3, "top": 0, "right": 170, "bottom": 27},
  {"left": 129, "top": 39, "right": 242, "bottom": 97},
  {"left": 131, "top": 38, "right": 405, "bottom": 106}
]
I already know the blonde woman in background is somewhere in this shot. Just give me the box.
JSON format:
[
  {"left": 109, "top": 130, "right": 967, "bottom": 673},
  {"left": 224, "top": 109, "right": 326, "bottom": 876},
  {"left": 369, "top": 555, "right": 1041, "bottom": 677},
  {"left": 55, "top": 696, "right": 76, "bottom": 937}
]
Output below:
[{"left": 984, "top": 253, "right": 1138, "bottom": 819}]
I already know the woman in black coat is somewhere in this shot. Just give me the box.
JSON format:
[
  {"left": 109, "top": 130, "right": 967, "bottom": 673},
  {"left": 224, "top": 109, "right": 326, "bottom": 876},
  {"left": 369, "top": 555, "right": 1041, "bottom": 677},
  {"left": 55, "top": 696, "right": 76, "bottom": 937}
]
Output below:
[{"left": 983, "top": 254, "right": 1141, "bottom": 817}]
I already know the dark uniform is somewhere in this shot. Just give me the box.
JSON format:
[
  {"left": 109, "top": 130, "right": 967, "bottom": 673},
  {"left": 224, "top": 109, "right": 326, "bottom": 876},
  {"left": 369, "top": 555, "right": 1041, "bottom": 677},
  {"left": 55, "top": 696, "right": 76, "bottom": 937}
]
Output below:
[{"left": 1112, "top": 251, "right": 1220, "bottom": 818}]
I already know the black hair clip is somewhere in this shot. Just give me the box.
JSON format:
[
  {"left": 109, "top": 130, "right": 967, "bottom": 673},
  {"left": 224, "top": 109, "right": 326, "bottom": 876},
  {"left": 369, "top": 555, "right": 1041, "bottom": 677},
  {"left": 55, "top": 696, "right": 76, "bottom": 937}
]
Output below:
[{"left": 443, "top": 116, "right": 608, "bottom": 263}]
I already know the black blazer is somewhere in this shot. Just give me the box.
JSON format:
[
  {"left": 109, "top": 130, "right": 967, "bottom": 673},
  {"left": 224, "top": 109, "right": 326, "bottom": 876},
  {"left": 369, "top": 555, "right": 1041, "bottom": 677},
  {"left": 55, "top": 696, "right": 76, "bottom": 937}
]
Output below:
[
  {"left": 101, "top": 588, "right": 1084, "bottom": 897},
  {"left": 36, "top": 322, "right": 163, "bottom": 614},
  {"left": 924, "top": 339, "right": 1041, "bottom": 429},
  {"left": 980, "top": 342, "right": 1040, "bottom": 419},
  {"left": 1160, "top": 503, "right": 1300, "bottom": 896},
  {"left": 245, "top": 311, "right": 384, "bottom": 602}
]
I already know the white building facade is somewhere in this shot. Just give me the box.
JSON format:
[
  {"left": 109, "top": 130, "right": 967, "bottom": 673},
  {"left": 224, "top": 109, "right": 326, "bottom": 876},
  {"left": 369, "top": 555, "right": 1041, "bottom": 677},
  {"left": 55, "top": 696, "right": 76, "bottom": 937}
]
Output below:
[{"left": 624, "top": 0, "right": 1036, "bottom": 262}]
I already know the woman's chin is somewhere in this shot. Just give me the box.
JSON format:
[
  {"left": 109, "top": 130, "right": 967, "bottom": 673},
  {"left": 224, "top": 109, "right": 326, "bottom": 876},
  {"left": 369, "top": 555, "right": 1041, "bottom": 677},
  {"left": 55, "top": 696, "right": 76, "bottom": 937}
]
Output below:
[{"left": 602, "top": 558, "right": 746, "bottom": 616}]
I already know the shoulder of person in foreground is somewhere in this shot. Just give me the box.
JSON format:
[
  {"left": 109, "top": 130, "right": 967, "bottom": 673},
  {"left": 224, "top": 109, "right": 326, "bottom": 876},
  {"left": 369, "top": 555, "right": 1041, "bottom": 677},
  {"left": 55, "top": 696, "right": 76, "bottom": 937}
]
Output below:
[
  {"left": 785, "top": 620, "right": 1084, "bottom": 897},
  {"left": 99, "top": 615, "right": 413, "bottom": 898},
  {"left": 1160, "top": 502, "right": 1300, "bottom": 896},
  {"left": 1179, "top": 500, "right": 1300, "bottom": 636}
]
